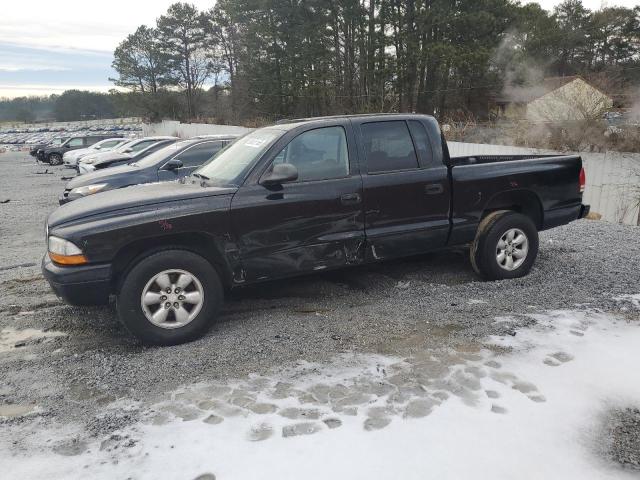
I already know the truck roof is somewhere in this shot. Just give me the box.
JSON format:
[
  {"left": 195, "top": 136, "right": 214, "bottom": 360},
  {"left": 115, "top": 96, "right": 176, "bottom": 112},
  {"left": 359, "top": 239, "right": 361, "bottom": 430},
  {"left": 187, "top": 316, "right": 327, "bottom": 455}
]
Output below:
[{"left": 274, "top": 113, "right": 435, "bottom": 128}]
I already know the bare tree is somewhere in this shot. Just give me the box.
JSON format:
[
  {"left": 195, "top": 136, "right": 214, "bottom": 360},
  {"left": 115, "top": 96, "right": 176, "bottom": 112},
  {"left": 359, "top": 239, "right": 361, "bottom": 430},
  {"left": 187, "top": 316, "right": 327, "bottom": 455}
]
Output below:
[{"left": 157, "top": 3, "right": 211, "bottom": 119}]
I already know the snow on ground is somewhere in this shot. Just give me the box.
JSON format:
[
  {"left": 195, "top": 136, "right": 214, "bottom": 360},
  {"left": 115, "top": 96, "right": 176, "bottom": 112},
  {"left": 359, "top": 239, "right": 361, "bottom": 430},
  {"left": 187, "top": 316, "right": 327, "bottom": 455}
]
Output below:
[{"left": 3, "top": 301, "right": 640, "bottom": 480}]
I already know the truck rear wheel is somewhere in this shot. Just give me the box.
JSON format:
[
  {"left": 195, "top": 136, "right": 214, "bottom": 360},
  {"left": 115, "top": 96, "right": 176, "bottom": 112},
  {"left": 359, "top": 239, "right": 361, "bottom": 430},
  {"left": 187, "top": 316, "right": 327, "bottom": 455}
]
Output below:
[
  {"left": 116, "top": 250, "right": 223, "bottom": 345},
  {"left": 470, "top": 211, "right": 539, "bottom": 280}
]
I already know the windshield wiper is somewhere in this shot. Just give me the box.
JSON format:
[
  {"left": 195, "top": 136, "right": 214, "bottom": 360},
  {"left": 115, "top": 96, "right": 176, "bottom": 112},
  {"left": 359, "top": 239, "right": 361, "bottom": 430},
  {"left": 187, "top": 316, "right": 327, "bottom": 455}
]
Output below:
[{"left": 192, "top": 172, "right": 210, "bottom": 180}]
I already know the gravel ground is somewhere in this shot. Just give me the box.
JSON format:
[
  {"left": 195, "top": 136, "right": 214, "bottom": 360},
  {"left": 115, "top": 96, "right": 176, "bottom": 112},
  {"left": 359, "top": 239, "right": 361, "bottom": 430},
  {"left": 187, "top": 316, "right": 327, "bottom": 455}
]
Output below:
[
  {"left": 1, "top": 150, "right": 639, "bottom": 475},
  {"left": 603, "top": 408, "right": 640, "bottom": 470}
]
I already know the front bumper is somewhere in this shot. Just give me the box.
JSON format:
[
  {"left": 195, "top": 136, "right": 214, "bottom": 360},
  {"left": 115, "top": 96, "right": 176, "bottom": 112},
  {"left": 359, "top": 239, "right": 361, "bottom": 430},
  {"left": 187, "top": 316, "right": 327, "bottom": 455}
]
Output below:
[
  {"left": 78, "top": 163, "right": 96, "bottom": 174},
  {"left": 41, "top": 254, "right": 112, "bottom": 306},
  {"left": 63, "top": 157, "right": 78, "bottom": 167}
]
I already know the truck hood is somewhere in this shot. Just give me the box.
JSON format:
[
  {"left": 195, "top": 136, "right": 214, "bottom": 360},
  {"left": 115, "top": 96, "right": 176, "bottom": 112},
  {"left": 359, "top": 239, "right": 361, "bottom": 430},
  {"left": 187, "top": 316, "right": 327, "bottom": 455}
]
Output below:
[
  {"left": 48, "top": 181, "right": 237, "bottom": 228},
  {"left": 66, "top": 163, "right": 142, "bottom": 189}
]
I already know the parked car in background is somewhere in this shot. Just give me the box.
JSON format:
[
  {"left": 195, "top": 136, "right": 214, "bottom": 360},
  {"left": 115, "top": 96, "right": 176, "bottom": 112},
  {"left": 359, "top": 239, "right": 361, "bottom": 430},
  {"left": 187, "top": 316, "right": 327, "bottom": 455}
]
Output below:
[
  {"left": 30, "top": 137, "right": 68, "bottom": 157},
  {"left": 43, "top": 114, "right": 589, "bottom": 345},
  {"left": 38, "top": 135, "right": 121, "bottom": 165},
  {"left": 63, "top": 138, "right": 129, "bottom": 167},
  {"left": 77, "top": 136, "right": 178, "bottom": 174},
  {"left": 60, "top": 136, "right": 238, "bottom": 204}
]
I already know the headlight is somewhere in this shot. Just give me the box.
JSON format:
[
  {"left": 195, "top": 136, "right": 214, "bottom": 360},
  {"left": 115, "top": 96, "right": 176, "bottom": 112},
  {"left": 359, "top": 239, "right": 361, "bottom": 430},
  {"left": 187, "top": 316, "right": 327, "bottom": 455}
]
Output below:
[
  {"left": 48, "top": 236, "right": 87, "bottom": 265},
  {"left": 69, "top": 184, "right": 108, "bottom": 197},
  {"left": 81, "top": 157, "right": 96, "bottom": 164}
]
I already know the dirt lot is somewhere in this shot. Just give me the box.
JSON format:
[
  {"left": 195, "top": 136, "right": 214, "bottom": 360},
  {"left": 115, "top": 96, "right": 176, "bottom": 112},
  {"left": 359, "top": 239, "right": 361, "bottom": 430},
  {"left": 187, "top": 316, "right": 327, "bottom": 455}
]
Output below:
[{"left": 1, "top": 150, "right": 639, "bottom": 479}]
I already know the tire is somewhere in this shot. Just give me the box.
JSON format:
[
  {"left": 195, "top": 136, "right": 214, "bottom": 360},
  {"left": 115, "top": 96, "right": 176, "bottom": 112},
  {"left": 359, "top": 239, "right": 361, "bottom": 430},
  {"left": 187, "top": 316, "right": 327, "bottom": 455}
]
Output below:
[
  {"left": 48, "top": 153, "right": 63, "bottom": 166},
  {"left": 116, "top": 250, "right": 223, "bottom": 345},
  {"left": 470, "top": 210, "right": 539, "bottom": 281}
]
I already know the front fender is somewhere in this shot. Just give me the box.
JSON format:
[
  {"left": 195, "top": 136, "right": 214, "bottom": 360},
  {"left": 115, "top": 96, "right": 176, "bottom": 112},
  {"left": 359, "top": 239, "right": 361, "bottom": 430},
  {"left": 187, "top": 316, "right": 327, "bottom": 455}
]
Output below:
[{"left": 49, "top": 194, "right": 234, "bottom": 264}]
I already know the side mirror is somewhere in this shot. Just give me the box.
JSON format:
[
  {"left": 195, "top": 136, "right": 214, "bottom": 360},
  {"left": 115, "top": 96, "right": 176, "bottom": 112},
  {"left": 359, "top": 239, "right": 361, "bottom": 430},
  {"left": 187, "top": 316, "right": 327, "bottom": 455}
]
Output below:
[
  {"left": 261, "top": 163, "right": 298, "bottom": 186},
  {"left": 162, "top": 159, "right": 183, "bottom": 171},
  {"left": 124, "top": 147, "right": 133, "bottom": 153},
  {"left": 94, "top": 146, "right": 101, "bottom": 150}
]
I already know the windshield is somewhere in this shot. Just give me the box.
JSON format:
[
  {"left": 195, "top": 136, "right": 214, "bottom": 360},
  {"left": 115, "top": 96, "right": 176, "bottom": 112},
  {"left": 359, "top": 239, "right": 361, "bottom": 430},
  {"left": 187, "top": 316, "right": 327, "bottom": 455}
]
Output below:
[
  {"left": 132, "top": 141, "right": 191, "bottom": 168},
  {"left": 93, "top": 138, "right": 122, "bottom": 149},
  {"left": 115, "top": 139, "right": 137, "bottom": 153},
  {"left": 194, "top": 129, "right": 283, "bottom": 187}
]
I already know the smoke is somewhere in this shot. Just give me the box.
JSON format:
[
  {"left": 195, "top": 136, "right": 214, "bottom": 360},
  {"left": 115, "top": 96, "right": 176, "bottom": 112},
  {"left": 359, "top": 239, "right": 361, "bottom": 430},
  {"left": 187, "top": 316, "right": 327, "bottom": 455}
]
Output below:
[{"left": 491, "top": 31, "right": 550, "bottom": 103}]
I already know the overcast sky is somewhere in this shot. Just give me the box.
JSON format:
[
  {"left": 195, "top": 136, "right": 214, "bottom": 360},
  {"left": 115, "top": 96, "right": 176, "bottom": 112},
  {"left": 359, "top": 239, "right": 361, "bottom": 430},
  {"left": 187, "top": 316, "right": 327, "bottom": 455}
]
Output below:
[{"left": 0, "top": 0, "right": 637, "bottom": 98}]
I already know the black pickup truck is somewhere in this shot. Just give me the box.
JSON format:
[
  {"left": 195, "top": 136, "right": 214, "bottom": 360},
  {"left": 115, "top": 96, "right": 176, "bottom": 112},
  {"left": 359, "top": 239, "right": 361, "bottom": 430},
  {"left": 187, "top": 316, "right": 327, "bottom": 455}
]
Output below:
[
  {"left": 42, "top": 114, "right": 589, "bottom": 345},
  {"left": 30, "top": 137, "right": 68, "bottom": 157}
]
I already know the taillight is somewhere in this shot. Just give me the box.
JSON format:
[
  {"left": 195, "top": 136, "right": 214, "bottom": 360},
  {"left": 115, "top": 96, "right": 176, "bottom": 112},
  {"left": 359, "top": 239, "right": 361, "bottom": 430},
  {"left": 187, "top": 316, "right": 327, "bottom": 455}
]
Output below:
[{"left": 579, "top": 167, "right": 586, "bottom": 193}]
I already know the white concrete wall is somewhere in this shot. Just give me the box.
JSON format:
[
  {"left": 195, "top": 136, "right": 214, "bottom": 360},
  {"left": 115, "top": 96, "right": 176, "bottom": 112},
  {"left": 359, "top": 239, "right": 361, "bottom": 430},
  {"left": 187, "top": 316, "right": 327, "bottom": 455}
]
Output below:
[
  {"left": 449, "top": 142, "right": 640, "bottom": 226},
  {"left": 142, "top": 120, "right": 251, "bottom": 138}
]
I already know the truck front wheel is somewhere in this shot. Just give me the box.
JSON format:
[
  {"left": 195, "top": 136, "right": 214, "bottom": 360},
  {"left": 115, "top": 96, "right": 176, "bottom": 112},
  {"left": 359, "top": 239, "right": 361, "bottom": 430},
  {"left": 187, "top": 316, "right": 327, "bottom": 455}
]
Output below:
[
  {"left": 470, "top": 211, "right": 539, "bottom": 280},
  {"left": 116, "top": 250, "right": 223, "bottom": 345}
]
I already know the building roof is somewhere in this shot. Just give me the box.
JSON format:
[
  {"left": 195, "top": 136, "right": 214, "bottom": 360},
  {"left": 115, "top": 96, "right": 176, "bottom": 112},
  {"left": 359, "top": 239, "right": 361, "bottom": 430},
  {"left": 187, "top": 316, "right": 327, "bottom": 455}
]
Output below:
[
  {"left": 494, "top": 76, "right": 611, "bottom": 105},
  {"left": 541, "top": 76, "right": 580, "bottom": 92}
]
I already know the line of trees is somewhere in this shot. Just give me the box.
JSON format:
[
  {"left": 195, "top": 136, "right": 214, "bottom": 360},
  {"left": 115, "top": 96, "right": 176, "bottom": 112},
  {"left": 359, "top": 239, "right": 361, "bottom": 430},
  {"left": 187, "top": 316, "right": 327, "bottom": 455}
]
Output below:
[
  {"left": 0, "top": 90, "right": 145, "bottom": 123},
  {"left": 110, "top": 0, "right": 640, "bottom": 124},
  {"left": 3, "top": 0, "right": 638, "bottom": 125}
]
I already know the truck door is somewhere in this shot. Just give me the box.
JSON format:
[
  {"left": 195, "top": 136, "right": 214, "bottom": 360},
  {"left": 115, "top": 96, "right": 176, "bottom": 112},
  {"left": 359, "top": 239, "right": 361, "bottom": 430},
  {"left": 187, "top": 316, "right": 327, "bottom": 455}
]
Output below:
[
  {"left": 230, "top": 123, "right": 365, "bottom": 282},
  {"left": 354, "top": 119, "right": 450, "bottom": 260}
]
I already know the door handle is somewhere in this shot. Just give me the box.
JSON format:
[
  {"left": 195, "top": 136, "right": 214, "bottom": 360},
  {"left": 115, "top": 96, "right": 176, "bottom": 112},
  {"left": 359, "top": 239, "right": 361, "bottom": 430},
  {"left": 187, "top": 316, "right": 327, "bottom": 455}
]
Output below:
[
  {"left": 340, "top": 193, "right": 362, "bottom": 205},
  {"left": 424, "top": 184, "right": 444, "bottom": 195}
]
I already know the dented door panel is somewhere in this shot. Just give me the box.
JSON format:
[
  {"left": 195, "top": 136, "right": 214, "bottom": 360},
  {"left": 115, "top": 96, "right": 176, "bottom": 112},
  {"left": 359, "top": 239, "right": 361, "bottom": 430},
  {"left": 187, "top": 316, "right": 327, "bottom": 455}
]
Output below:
[{"left": 230, "top": 177, "right": 365, "bottom": 283}]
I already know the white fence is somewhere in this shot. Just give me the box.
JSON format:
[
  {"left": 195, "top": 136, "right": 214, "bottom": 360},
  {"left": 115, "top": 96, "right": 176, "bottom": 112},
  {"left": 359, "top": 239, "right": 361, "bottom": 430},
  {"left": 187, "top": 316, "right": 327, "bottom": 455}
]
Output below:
[
  {"left": 143, "top": 120, "right": 251, "bottom": 138},
  {"left": 449, "top": 142, "right": 640, "bottom": 226}
]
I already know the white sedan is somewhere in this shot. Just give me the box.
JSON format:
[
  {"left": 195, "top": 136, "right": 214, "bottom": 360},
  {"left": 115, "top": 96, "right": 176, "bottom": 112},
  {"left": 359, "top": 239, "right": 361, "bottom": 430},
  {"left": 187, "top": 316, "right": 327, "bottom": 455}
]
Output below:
[{"left": 63, "top": 138, "right": 128, "bottom": 167}]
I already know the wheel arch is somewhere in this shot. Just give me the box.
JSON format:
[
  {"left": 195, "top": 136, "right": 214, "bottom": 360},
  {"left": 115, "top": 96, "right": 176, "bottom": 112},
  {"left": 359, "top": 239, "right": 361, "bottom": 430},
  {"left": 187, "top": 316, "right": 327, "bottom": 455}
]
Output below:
[
  {"left": 481, "top": 189, "right": 543, "bottom": 230},
  {"left": 110, "top": 232, "right": 233, "bottom": 294}
]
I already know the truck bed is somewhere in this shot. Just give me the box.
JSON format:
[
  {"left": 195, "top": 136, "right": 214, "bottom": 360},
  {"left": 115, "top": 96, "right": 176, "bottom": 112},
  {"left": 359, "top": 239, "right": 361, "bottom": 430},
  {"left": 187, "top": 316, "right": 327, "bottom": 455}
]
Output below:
[{"left": 446, "top": 153, "right": 585, "bottom": 246}]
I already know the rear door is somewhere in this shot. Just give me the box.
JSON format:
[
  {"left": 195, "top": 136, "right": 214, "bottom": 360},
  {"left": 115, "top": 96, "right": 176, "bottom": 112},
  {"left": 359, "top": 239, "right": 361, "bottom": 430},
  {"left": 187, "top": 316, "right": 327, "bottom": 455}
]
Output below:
[
  {"left": 231, "top": 122, "right": 365, "bottom": 282},
  {"left": 354, "top": 118, "right": 450, "bottom": 259}
]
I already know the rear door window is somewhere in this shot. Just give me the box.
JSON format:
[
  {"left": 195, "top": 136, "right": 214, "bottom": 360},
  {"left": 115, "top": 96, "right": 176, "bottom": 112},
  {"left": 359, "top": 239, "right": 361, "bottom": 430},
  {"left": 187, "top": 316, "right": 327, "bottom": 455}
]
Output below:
[
  {"left": 407, "top": 120, "right": 435, "bottom": 167},
  {"left": 361, "top": 121, "right": 419, "bottom": 173}
]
